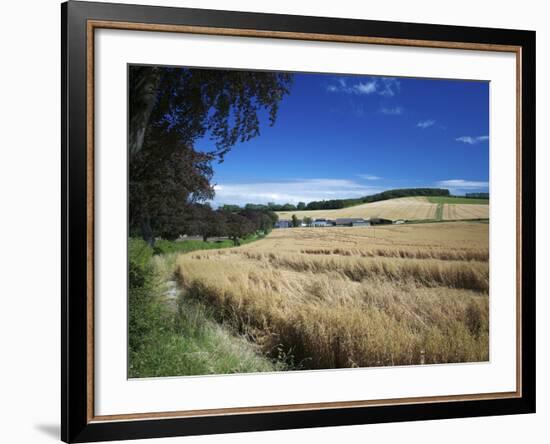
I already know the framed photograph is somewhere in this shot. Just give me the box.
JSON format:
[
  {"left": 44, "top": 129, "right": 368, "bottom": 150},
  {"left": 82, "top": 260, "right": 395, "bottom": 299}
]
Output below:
[{"left": 62, "top": 1, "right": 535, "bottom": 442}]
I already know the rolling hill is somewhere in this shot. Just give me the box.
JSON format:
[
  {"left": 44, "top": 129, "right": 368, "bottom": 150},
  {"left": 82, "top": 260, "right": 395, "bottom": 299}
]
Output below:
[{"left": 276, "top": 196, "right": 489, "bottom": 222}]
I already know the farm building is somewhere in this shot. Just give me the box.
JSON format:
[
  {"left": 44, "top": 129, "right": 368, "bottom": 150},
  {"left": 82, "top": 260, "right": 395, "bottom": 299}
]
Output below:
[
  {"left": 334, "top": 218, "right": 370, "bottom": 227},
  {"left": 275, "top": 219, "right": 291, "bottom": 228},
  {"left": 313, "top": 218, "right": 330, "bottom": 227}
]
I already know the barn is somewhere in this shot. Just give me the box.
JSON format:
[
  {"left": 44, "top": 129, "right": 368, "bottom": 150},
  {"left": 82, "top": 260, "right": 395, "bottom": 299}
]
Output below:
[
  {"left": 335, "top": 218, "right": 370, "bottom": 227},
  {"left": 275, "top": 219, "right": 291, "bottom": 228}
]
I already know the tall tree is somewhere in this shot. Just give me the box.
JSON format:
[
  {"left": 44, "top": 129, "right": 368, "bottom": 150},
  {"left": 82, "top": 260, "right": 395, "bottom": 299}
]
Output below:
[
  {"left": 225, "top": 213, "right": 254, "bottom": 246},
  {"left": 129, "top": 66, "right": 293, "bottom": 158},
  {"left": 128, "top": 66, "right": 293, "bottom": 243},
  {"left": 191, "top": 205, "right": 226, "bottom": 242},
  {"left": 129, "top": 131, "right": 214, "bottom": 246}
]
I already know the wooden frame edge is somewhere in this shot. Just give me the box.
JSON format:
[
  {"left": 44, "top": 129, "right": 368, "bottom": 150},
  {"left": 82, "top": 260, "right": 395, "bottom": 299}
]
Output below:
[
  {"left": 89, "top": 19, "right": 522, "bottom": 53},
  {"left": 90, "top": 391, "right": 520, "bottom": 423},
  {"left": 84, "top": 18, "right": 525, "bottom": 426}
]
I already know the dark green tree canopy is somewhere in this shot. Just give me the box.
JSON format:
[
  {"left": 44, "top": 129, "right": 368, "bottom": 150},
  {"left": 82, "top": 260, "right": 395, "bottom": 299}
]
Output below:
[
  {"left": 129, "top": 66, "right": 293, "bottom": 159},
  {"left": 128, "top": 66, "right": 293, "bottom": 244},
  {"left": 129, "top": 130, "right": 214, "bottom": 242}
]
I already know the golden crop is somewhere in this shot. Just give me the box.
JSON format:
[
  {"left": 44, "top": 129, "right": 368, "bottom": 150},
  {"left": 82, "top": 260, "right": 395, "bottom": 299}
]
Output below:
[
  {"left": 176, "top": 222, "right": 489, "bottom": 369},
  {"left": 275, "top": 196, "right": 489, "bottom": 221}
]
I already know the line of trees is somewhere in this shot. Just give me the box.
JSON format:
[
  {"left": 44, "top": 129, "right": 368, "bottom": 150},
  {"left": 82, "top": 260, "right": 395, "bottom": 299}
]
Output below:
[
  {"left": 302, "top": 188, "right": 451, "bottom": 211},
  {"left": 465, "top": 193, "right": 490, "bottom": 199},
  {"left": 289, "top": 216, "right": 313, "bottom": 227},
  {"left": 129, "top": 203, "right": 279, "bottom": 246},
  {"left": 232, "top": 188, "right": 452, "bottom": 213},
  {"left": 190, "top": 205, "right": 278, "bottom": 245}
]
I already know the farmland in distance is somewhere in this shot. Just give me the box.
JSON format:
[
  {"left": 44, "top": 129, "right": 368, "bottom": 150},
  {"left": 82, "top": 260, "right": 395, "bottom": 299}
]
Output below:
[{"left": 276, "top": 196, "right": 488, "bottom": 222}]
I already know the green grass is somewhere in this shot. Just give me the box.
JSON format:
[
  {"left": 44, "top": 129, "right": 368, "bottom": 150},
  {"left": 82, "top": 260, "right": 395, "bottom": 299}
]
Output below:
[
  {"left": 153, "top": 233, "right": 266, "bottom": 255},
  {"left": 154, "top": 238, "right": 235, "bottom": 255},
  {"left": 427, "top": 196, "right": 489, "bottom": 205},
  {"left": 128, "top": 237, "right": 282, "bottom": 378},
  {"left": 130, "top": 297, "right": 285, "bottom": 378}
]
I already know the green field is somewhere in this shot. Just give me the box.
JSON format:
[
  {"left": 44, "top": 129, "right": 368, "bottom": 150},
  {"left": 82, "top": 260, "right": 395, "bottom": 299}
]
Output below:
[{"left": 427, "top": 196, "right": 489, "bottom": 205}]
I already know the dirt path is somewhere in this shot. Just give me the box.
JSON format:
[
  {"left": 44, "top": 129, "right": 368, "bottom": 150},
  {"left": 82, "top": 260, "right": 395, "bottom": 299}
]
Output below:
[{"left": 161, "top": 277, "right": 180, "bottom": 312}]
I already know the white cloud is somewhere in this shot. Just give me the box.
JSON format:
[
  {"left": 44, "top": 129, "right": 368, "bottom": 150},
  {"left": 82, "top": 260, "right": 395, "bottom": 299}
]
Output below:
[
  {"left": 357, "top": 174, "right": 382, "bottom": 180},
  {"left": 325, "top": 79, "right": 377, "bottom": 95},
  {"left": 436, "top": 179, "right": 489, "bottom": 194},
  {"left": 455, "top": 136, "right": 475, "bottom": 144},
  {"left": 212, "top": 178, "right": 383, "bottom": 207},
  {"left": 380, "top": 106, "right": 403, "bottom": 115},
  {"left": 354, "top": 81, "right": 377, "bottom": 94},
  {"left": 455, "top": 135, "right": 489, "bottom": 144},
  {"left": 378, "top": 77, "right": 401, "bottom": 97},
  {"left": 417, "top": 119, "right": 435, "bottom": 129},
  {"left": 325, "top": 76, "right": 400, "bottom": 97}
]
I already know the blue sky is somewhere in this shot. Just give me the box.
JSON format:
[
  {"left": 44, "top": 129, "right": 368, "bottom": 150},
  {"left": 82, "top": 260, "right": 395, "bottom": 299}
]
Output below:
[{"left": 195, "top": 72, "right": 489, "bottom": 207}]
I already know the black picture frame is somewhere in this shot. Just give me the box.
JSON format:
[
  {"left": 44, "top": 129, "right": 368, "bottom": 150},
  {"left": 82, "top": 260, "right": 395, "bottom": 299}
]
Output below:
[{"left": 62, "top": 1, "right": 536, "bottom": 442}]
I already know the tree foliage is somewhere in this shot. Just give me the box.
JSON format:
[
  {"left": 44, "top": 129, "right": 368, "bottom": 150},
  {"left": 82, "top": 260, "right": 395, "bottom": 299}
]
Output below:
[
  {"left": 465, "top": 192, "right": 490, "bottom": 199},
  {"left": 129, "top": 131, "right": 214, "bottom": 244},
  {"left": 128, "top": 66, "right": 293, "bottom": 243},
  {"left": 291, "top": 214, "right": 301, "bottom": 228},
  {"left": 218, "top": 206, "right": 278, "bottom": 244},
  {"left": 304, "top": 188, "right": 451, "bottom": 210},
  {"left": 190, "top": 205, "right": 226, "bottom": 242},
  {"left": 129, "top": 66, "right": 293, "bottom": 158},
  {"left": 239, "top": 189, "right": 450, "bottom": 213}
]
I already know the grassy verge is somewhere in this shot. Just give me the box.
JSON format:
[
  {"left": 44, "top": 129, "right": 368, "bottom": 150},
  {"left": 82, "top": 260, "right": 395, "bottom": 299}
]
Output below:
[
  {"left": 153, "top": 233, "right": 266, "bottom": 255},
  {"left": 128, "top": 238, "right": 283, "bottom": 378},
  {"left": 427, "top": 196, "right": 489, "bottom": 205}
]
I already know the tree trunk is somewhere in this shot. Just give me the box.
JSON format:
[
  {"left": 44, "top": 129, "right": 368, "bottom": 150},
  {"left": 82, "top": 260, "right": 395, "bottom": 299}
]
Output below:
[
  {"left": 129, "top": 67, "right": 161, "bottom": 157},
  {"left": 141, "top": 215, "right": 155, "bottom": 247}
]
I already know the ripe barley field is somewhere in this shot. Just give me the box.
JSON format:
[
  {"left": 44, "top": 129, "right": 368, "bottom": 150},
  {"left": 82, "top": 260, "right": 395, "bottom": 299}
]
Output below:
[
  {"left": 276, "top": 196, "right": 489, "bottom": 221},
  {"left": 442, "top": 204, "right": 490, "bottom": 220},
  {"left": 175, "top": 222, "right": 489, "bottom": 370}
]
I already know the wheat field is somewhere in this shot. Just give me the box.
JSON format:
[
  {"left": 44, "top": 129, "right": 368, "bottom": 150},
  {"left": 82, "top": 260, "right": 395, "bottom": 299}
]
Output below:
[
  {"left": 442, "top": 204, "right": 490, "bottom": 220},
  {"left": 176, "top": 222, "right": 489, "bottom": 370},
  {"left": 276, "top": 196, "right": 489, "bottom": 221}
]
